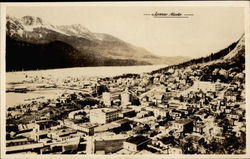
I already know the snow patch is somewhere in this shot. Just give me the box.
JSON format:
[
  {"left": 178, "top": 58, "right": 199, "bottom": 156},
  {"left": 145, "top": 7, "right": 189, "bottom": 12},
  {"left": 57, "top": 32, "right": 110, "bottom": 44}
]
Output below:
[{"left": 17, "top": 29, "right": 23, "bottom": 37}]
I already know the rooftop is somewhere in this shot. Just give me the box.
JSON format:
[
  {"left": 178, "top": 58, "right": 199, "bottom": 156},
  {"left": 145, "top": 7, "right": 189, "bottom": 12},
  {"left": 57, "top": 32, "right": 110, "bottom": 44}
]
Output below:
[
  {"left": 78, "top": 122, "right": 99, "bottom": 128},
  {"left": 114, "top": 118, "right": 132, "bottom": 125},
  {"left": 184, "top": 134, "right": 203, "bottom": 143},
  {"left": 91, "top": 108, "right": 119, "bottom": 113},
  {"left": 174, "top": 118, "right": 193, "bottom": 125},
  {"left": 125, "top": 135, "right": 150, "bottom": 145},
  {"left": 121, "top": 108, "right": 134, "bottom": 113},
  {"left": 94, "top": 122, "right": 120, "bottom": 132}
]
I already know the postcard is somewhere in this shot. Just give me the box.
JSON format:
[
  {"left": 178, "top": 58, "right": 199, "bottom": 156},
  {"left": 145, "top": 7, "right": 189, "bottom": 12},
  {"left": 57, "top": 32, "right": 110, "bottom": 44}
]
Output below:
[{"left": 0, "top": 1, "right": 249, "bottom": 159}]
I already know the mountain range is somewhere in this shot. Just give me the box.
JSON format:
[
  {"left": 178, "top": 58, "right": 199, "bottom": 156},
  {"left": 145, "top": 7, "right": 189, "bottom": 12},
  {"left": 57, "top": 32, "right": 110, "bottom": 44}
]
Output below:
[{"left": 6, "top": 15, "right": 190, "bottom": 71}]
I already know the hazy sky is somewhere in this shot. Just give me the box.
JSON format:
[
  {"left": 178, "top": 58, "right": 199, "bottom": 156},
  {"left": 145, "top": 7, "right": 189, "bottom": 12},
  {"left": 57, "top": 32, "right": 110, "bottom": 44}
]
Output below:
[{"left": 7, "top": 6, "right": 244, "bottom": 58}]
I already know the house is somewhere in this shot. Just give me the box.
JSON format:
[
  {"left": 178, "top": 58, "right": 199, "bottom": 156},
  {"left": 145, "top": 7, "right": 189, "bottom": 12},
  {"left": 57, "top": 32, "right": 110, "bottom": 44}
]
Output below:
[
  {"left": 18, "top": 123, "right": 36, "bottom": 133},
  {"left": 227, "top": 112, "right": 240, "bottom": 121},
  {"left": 176, "top": 109, "right": 189, "bottom": 117},
  {"left": 123, "top": 135, "right": 151, "bottom": 152},
  {"left": 33, "top": 120, "right": 60, "bottom": 132},
  {"left": 153, "top": 107, "right": 170, "bottom": 118},
  {"left": 225, "top": 95, "right": 237, "bottom": 102},
  {"left": 172, "top": 119, "right": 193, "bottom": 134},
  {"left": 193, "top": 123, "right": 205, "bottom": 135},
  {"left": 170, "top": 111, "right": 182, "bottom": 120},
  {"left": 152, "top": 93, "right": 167, "bottom": 105}
]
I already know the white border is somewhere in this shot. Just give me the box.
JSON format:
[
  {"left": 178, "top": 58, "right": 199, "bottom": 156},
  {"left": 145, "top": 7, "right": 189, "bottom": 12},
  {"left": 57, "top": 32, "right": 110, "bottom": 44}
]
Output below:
[
  {"left": 244, "top": 1, "right": 250, "bottom": 158},
  {"left": 0, "top": 2, "right": 7, "bottom": 159},
  {"left": 0, "top": 1, "right": 249, "bottom": 159}
]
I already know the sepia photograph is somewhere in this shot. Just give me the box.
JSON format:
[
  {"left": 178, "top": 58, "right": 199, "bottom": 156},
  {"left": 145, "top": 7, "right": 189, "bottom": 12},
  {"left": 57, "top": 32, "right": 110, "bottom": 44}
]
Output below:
[{"left": 0, "top": 1, "right": 249, "bottom": 158}]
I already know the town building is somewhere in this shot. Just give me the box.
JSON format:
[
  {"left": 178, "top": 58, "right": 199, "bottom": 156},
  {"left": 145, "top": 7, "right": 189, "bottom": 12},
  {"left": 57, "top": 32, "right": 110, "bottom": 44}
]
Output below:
[
  {"left": 172, "top": 119, "right": 193, "bottom": 134},
  {"left": 121, "top": 88, "right": 132, "bottom": 106},
  {"left": 6, "top": 138, "right": 44, "bottom": 154},
  {"left": 119, "top": 108, "right": 136, "bottom": 118},
  {"left": 123, "top": 135, "right": 151, "bottom": 152},
  {"left": 90, "top": 108, "right": 119, "bottom": 124},
  {"left": 153, "top": 107, "right": 170, "bottom": 118},
  {"left": 102, "top": 92, "right": 111, "bottom": 106},
  {"left": 33, "top": 120, "right": 59, "bottom": 132},
  {"left": 64, "top": 119, "right": 98, "bottom": 136}
]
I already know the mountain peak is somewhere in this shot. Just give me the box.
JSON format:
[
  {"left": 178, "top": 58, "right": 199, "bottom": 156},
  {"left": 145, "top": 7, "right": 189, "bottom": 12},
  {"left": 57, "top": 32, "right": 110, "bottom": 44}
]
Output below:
[
  {"left": 57, "top": 24, "right": 91, "bottom": 33},
  {"left": 21, "top": 16, "right": 41, "bottom": 26},
  {"left": 56, "top": 23, "right": 94, "bottom": 39},
  {"left": 6, "top": 15, "right": 68, "bottom": 37},
  {"left": 20, "top": 15, "right": 55, "bottom": 31}
]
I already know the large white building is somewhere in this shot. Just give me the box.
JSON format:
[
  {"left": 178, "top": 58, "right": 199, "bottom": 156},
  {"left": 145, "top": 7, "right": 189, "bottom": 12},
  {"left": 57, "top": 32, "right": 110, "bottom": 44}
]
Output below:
[
  {"left": 90, "top": 108, "right": 119, "bottom": 124},
  {"left": 121, "top": 88, "right": 131, "bottom": 106},
  {"left": 102, "top": 92, "right": 111, "bottom": 106}
]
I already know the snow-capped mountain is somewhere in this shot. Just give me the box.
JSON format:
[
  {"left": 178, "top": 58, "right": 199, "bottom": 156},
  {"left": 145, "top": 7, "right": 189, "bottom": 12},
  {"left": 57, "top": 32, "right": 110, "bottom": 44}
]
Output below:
[
  {"left": 6, "top": 15, "right": 126, "bottom": 42},
  {"left": 20, "top": 16, "right": 56, "bottom": 31},
  {"left": 6, "top": 15, "right": 190, "bottom": 71},
  {"left": 6, "top": 15, "right": 68, "bottom": 37},
  {"left": 7, "top": 15, "right": 100, "bottom": 41},
  {"left": 6, "top": 16, "right": 25, "bottom": 37},
  {"left": 56, "top": 24, "right": 96, "bottom": 40}
]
